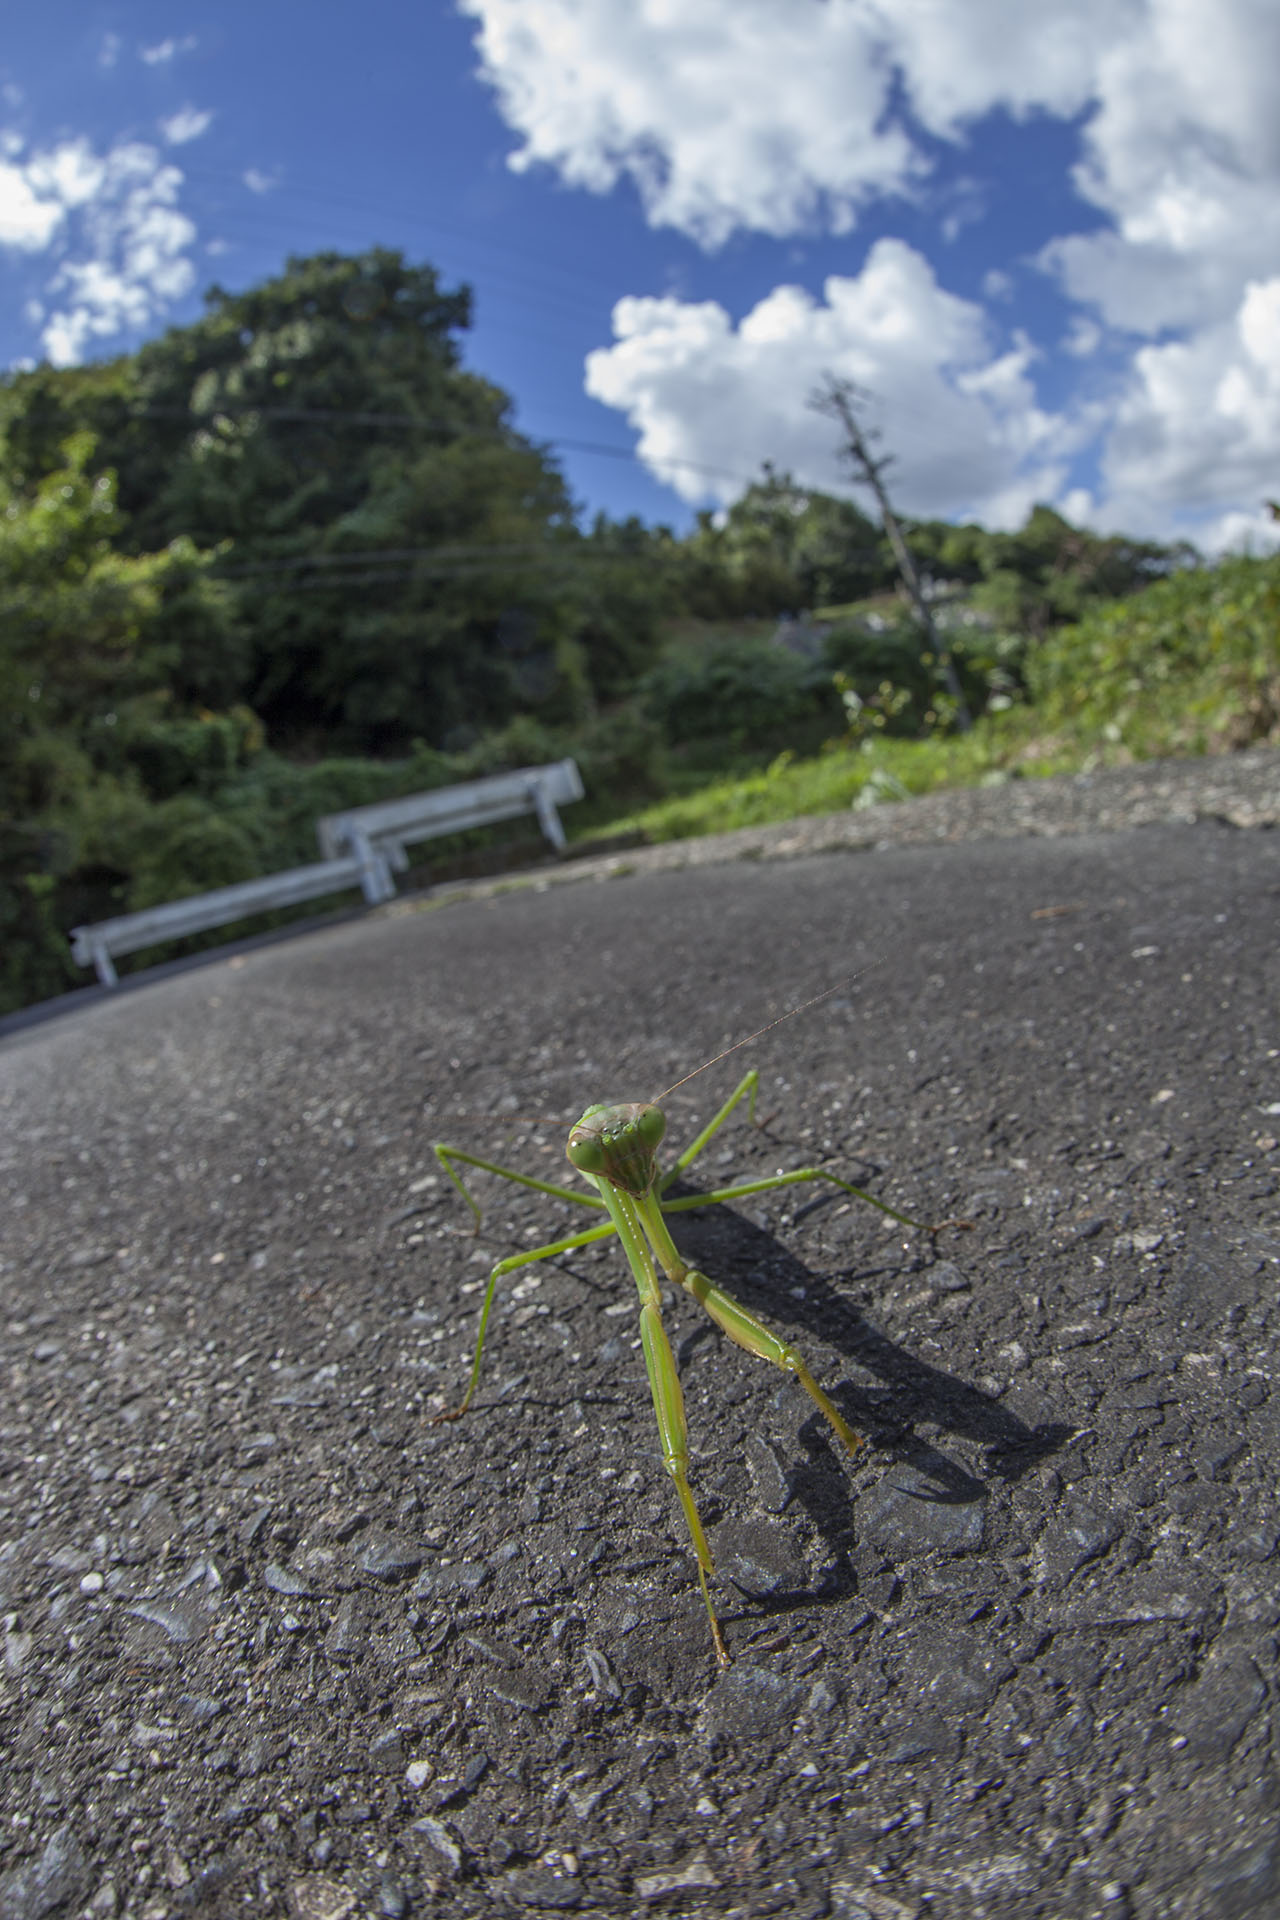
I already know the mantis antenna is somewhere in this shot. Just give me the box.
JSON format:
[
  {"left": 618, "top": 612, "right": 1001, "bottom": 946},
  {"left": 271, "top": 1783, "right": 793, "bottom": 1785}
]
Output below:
[{"left": 651, "top": 966, "right": 877, "bottom": 1106}]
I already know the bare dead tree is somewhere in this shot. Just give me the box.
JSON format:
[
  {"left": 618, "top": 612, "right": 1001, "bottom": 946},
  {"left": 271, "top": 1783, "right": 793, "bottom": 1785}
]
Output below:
[{"left": 809, "top": 371, "right": 972, "bottom": 731}]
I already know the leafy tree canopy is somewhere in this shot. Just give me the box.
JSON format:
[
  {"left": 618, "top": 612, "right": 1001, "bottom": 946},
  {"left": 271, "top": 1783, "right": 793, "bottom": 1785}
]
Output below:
[
  {"left": 2, "top": 250, "right": 589, "bottom": 754},
  {"left": 675, "top": 465, "right": 886, "bottom": 616}
]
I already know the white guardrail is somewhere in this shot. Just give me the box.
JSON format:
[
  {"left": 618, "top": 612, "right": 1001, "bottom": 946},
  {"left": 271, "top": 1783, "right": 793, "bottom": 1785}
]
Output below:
[
  {"left": 69, "top": 760, "right": 584, "bottom": 987},
  {"left": 315, "top": 757, "right": 584, "bottom": 873}
]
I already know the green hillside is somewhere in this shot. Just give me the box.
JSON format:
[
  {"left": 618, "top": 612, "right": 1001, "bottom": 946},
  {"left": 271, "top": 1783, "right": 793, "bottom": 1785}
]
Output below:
[{"left": 3, "top": 246, "right": 1274, "bottom": 1014}]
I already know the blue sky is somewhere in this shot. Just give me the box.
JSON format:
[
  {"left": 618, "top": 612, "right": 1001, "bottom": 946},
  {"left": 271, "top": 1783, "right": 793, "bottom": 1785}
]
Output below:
[{"left": 2, "top": 0, "right": 1278, "bottom": 550}]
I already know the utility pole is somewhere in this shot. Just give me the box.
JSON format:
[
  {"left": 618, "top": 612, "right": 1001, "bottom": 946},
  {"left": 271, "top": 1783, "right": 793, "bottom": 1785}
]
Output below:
[{"left": 809, "top": 372, "right": 971, "bottom": 730}]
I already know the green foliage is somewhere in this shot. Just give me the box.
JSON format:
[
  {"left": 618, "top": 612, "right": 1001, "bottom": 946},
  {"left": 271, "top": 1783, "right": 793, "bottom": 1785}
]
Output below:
[
  {"left": 608, "top": 551, "right": 1279, "bottom": 850},
  {"left": 119, "top": 251, "right": 592, "bottom": 752},
  {"left": 1026, "top": 550, "right": 1280, "bottom": 752},
  {"left": 1, "top": 250, "right": 590, "bottom": 756},
  {"left": 672, "top": 466, "right": 886, "bottom": 618},
  {"left": 0, "top": 441, "right": 241, "bottom": 813},
  {"left": 639, "top": 633, "right": 838, "bottom": 748},
  {"left": 0, "top": 830, "right": 80, "bottom": 1006},
  {"left": 573, "top": 515, "right": 675, "bottom": 700},
  {"left": 100, "top": 699, "right": 265, "bottom": 801},
  {"left": 820, "top": 611, "right": 1026, "bottom": 740},
  {"left": 0, "top": 437, "right": 259, "bottom": 1009},
  {"left": 914, "top": 504, "right": 1192, "bottom": 638},
  {"left": 823, "top": 617, "right": 936, "bottom": 736},
  {"left": 124, "top": 801, "right": 266, "bottom": 911},
  {"left": 604, "top": 728, "right": 1012, "bottom": 845}
]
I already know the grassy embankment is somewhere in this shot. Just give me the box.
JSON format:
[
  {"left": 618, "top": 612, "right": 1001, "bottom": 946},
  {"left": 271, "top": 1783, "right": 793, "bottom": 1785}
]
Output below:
[{"left": 601, "top": 550, "right": 1280, "bottom": 847}]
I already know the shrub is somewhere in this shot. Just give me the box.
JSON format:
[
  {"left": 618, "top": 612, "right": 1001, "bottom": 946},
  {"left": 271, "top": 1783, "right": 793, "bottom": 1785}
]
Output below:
[
  {"left": 1026, "top": 552, "right": 1280, "bottom": 752},
  {"left": 125, "top": 799, "right": 266, "bottom": 910},
  {"left": 639, "top": 636, "right": 834, "bottom": 747}
]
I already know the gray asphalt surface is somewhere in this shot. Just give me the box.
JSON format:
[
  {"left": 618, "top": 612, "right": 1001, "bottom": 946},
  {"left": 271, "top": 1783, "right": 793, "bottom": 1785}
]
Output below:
[{"left": 2, "top": 819, "right": 1278, "bottom": 1919}]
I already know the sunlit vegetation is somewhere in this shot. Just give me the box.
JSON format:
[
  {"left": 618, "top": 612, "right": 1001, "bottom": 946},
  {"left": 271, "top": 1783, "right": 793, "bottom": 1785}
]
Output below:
[{"left": 3, "top": 247, "right": 1275, "bottom": 1013}]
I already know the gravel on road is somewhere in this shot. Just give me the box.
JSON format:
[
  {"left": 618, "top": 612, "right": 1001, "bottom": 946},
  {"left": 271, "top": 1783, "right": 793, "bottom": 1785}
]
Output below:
[{"left": 1, "top": 751, "right": 1278, "bottom": 1919}]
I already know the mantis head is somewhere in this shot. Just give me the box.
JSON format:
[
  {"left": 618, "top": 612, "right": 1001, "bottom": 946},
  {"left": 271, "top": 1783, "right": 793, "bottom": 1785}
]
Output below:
[{"left": 566, "top": 1102, "right": 666, "bottom": 1197}]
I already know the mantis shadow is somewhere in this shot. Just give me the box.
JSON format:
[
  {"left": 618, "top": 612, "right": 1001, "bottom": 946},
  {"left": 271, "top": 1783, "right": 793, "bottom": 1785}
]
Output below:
[{"left": 660, "top": 1180, "right": 1070, "bottom": 1495}]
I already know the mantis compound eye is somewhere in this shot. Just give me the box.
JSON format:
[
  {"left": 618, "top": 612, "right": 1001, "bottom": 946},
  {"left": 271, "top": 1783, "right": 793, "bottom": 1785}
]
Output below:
[
  {"left": 567, "top": 1131, "right": 607, "bottom": 1174},
  {"left": 634, "top": 1105, "right": 666, "bottom": 1149}
]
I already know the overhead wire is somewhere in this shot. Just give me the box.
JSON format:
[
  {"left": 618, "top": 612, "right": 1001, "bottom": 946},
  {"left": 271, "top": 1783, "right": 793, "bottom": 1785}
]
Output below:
[
  {"left": 117, "top": 389, "right": 884, "bottom": 589},
  {"left": 131, "top": 402, "right": 760, "bottom": 489},
  {"left": 123, "top": 399, "right": 795, "bottom": 584}
]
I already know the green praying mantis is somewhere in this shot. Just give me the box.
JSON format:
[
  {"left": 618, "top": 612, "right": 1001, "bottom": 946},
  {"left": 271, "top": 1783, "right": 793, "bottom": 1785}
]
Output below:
[{"left": 430, "top": 990, "right": 946, "bottom": 1667}]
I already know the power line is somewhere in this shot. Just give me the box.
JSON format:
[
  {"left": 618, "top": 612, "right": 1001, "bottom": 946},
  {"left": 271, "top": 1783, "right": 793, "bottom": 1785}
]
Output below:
[
  {"left": 177, "top": 161, "right": 625, "bottom": 320},
  {"left": 132, "top": 402, "right": 756, "bottom": 489},
  {"left": 213, "top": 541, "right": 644, "bottom": 582}
]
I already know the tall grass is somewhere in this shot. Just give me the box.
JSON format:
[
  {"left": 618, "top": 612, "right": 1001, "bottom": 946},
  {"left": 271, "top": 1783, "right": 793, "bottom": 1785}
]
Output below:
[{"left": 602, "top": 551, "right": 1280, "bottom": 846}]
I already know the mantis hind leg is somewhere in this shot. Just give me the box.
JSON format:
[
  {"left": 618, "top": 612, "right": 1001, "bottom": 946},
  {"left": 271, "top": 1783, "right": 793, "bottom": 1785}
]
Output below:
[
  {"left": 683, "top": 1267, "right": 864, "bottom": 1460},
  {"left": 638, "top": 1298, "right": 730, "bottom": 1668}
]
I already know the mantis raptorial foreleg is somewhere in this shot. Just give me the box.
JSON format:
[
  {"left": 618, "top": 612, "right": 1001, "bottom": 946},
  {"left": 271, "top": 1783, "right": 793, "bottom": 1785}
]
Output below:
[
  {"left": 434, "top": 1141, "right": 607, "bottom": 1230},
  {"left": 659, "top": 1067, "right": 763, "bottom": 1187},
  {"left": 639, "top": 1296, "right": 729, "bottom": 1666},
  {"left": 592, "top": 1172, "right": 734, "bottom": 1662},
  {"left": 640, "top": 1191, "right": 864, "bottom": 1457},
  {"left": 659, "top": 1069, "right": 922, "bottom": 1230}
]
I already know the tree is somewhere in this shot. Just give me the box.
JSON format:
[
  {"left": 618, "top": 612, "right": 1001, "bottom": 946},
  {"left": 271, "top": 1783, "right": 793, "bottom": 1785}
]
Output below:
[
  {"left": 0, "top": 436, "right": 248, "bottom": 1008},
  {"left": 966, "top": 505, "right": 1194, "bottom": 637},
  {"left": 0, "top": 435, "right": 238, "bottom": 811},
  {"left": 2, "top": 250, "right": 593, "bottom": 754},
  {"left": 809, "top": 373, "right": 972, "bottom": 729},
  {"left": 670, "top": 466, "right": 887, "bottom": 619},
  {"left": 133, "top": 251, "right": 589, "bottom": 750}
]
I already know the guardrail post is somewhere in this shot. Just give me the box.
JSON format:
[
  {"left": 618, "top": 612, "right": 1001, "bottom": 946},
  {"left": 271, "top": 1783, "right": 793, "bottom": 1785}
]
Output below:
[
  {"left": 90, "top": 936, "right": 118, "bottom": 988},
  {"left": 350, "top": 828, "right": 397, "bottom": 905},
  {"left": 529, "top": 778, "right": 567, "bottom": 853}
]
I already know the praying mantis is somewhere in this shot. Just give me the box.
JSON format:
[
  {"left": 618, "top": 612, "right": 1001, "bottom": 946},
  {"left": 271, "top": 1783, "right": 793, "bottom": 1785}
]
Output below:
[{"left": 430, "top": 992, "right": 942, "bottom": 1667}]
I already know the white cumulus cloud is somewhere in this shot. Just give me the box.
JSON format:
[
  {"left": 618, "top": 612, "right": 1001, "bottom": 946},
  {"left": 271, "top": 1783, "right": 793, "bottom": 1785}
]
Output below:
[
  {"left": 460, "top": 0, "right": 922, "bottom": 246},
  {"left": 0, "top": 136, "right": 109, "bottom": 252},
  {"left": 1043, "top": 0, "right": 1280, "bottom": 338},
  {"left": 464, "top": 0, "right": 1280, "bottom": 543},
  {"left": 0, "top": 134, "right": 199, "bottom": 367},
  {"left": 585, "top": 239, "right": 1072, "bottom": 528},
  {"left": 1096, "top": 276, "right": 1280, "bottom": 543},
  {"left": 0, "top": 155, "right": 66, "bottom": 250},
  {"left": 159, "top": 106, "right": 213, "bottom": 146},
  {"left": 459, "top": 0, "right": 1140, "bottom": 247}
]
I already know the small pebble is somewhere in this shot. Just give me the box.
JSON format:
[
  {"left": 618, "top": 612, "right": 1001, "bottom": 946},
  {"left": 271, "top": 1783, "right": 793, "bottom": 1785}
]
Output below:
[
  {"left": 378, "top": 1876, "right": 408, "bottom": 1919},
  {"left": 358, "top": 1536, "right": 430, "bottom": 1580},
  {"left": 264, "top": 1563, "right": 314, "bottom": 1597}
]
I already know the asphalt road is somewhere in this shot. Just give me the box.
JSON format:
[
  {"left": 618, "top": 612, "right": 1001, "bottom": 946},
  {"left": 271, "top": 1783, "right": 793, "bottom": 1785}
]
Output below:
[{"left": 2, "top": 819, "right": 1278, "bottom": 1919}]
